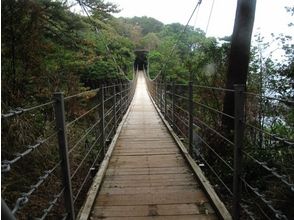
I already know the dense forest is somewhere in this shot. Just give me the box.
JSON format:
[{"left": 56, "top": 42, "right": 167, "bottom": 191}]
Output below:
[{"left": 1, "top": 0, "right": 293, "bottom": 219}]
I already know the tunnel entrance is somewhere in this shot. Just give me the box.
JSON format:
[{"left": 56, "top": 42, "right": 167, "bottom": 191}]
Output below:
[{"left": 134, "top": 50, "right": 149, "bottom": 71}]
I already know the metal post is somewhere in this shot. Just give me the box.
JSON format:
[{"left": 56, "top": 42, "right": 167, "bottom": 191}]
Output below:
[
  {"left": 99, "top": 86, "right": 105, "bottom": 156},
  {"left": 113, "top": 85, "right": 117, "bottom": 130},
  {"left": 2, "top": 199, "right": 16, "bottom": 220},
  {"left": 155, "top": 82, "right": 158, "bottom": 104},
  {"left": 122, "top": 83, "right": 126, "bottom": 113},
  {"left": 160, "top": 82, "right": 163, "bottom": 112},
  {"left": 53, "top": 92, "right": 75, "bottom": 220},
  {"left": 128, "top": 82, "right": 131, "bottom": 105},
  {"left": 172, "top": 82, "right": 175, "bottom": 127},
  {"left": 126, "top": 83, "right": 129, "bottom": 110},
  {"left": 157, "top": 82, "right": 160, "bottom": 105},
  {"left": 188, "top": 81, "right": 193, "bottom": 155},
  {"left": 233, "top": 84, "right": 245, "bottom": 220},
  {"left": 164, "top": 80, "right": 167, "bottom": 118},
  {"left": 120, "top": 83, "right": 123, "bottom": 117}
]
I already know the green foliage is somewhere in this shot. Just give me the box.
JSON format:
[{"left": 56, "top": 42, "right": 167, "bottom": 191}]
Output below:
[
  {"left": 143, "top": 22, "right": 229, "bottom": 85},
  {"left": 120, "top": 16, "right": 164, "bottom": 36},
  {"left": 1, "top": 0, "right": 134, "bottom": 110},
  {"left": 1, "top": 0, "right": 134, "bottom": 218}
]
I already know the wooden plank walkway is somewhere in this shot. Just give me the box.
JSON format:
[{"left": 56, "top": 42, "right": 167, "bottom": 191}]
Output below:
[{"left": 89, "top": 72, "right": 219, "bottom": 220}]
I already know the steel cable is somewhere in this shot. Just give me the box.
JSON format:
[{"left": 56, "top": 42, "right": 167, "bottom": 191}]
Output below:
[
  {"left": 11, "top": 161, "right": 61, "bottom": 214},
  {"left": 71, "top": 134, "right": 102, "bottom": 179},
  {"left": 245, "top": 122, "right": 294, "bottom": 146},
  {"left": 36, "top": 188, "right": 65, "bottom": 220},
  {"left": 241, "top": 178, "right": 288, "bottom": 220},
  {"left": 68, "top": 118, "right": 101, "bottom": 154},
  {"left": 73, "top": 147, "right": 103, "bottom": 203},
  {"left": 63, "top": 88, "right": 100, "bottom": 101},
  {"left": 66, "top": 103, "right": 101, "bottom": 128},
  {"left": 243, "top": 151, "right": 294, "bottom": 191},
  {"left": 2, "top": 132, "right": 58, "bottom": 173},
  {"left": 193, "top": 116, "right": 234, "bottom": 146},
  {"left": 2, "top": 101, "right": 55, "bottom": 119}
]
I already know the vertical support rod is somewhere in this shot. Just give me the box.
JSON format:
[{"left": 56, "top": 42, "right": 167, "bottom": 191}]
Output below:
[
  {"left": 127, "top": 82, "right": 132, "bottom": 105},
  {"left": 155, "top": 82, "right": 158, "bottom": 104},
  {"left": 53, "top": 92, "right": 75, "bottom": 220},
  {"left": 126, "top": 83, "right": 129, "bottom": 109},
  {"left": 188, "top": 81, "right": 193, "bottom": 155},
  {"left": 233, "top": 84, "right": 245, "bottom": 220},
  {"left": 160, "top": 82, "right": 163, "bottom": 112},
  {"left": 164, "top": 80, "right": 167, "bottom": 118},
  {"left": 122, "top": 83, "right": 126, "bottom": 112},
  {"left": 172, "top": 82, "right": 175, "bottom": 127},
  {"left": 120, "top": 83, "right": 123, "bottom": 118},
  {"left": 127, "top": 83, "right": 130, "bottom": 107},
  {"left": 99, "top": 86, "right": 105, "bottom": 156},
  {"left": 157, "top": 82, "right": 160, "bottom": 105},
  {"left": 113, "top": 85, "right": 117, "bottom": 130}
]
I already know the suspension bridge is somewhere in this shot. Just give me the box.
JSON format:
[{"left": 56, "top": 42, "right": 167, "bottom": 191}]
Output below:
[
  {"left": 2, "top": 0, "right": 293, "bottom": 220},
  {"left": 2, "top": 68, "right": 293, "bottom": 220},
  {"left": 79, "top": 72, "right": 229, "bottom": 220}
]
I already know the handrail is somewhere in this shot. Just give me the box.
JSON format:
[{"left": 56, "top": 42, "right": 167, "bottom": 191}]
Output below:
[
  {"left": 143, "top": 69, "right": 292, "bottom": 220},
  {"left": 1, "top": 73, "right": 138, "bottom": 219}
]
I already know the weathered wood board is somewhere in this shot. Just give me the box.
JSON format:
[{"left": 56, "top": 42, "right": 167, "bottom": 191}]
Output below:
[{"left": 88, "top": 72, "right": 221, "bottom": 219}]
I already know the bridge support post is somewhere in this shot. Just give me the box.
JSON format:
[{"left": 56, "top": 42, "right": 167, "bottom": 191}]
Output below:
[
  {"left": 113, "top": 85, "right": 117, "bottom": 130},
  {"left": 99, "top": 86, "right": 105, "bottom": 156},
  {"left": 53, "top": 92, "right": 75, "bottom": 220},
  {"left": 120, "top": 83, "right": 123, "bottom": 118},
  {"left": 160, "top": 82, "right": 163, "bottom": 112},
  {"left": 128, "top": 82, "right": 132, "bottom": 105},
  {"left": 172, "top": 82, "right": 175, "bottom": 127},
  {"left": 157, "top": 82, "right": 160, "bottom": 106},
  {"left": 164, "top": 80, "right": 167, "bottom": 118},
  {"left": 155, "top": 82, "right": 158, "bottom": 105},
  {"left": 188, "top": 81, "right": 194, "bottom": 155},
  {"left": 233, "top": 84, "right": 245, "bottom": 220}
]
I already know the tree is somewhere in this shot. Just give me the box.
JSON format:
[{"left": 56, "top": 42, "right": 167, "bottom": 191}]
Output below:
[
  {"left": 222, "top": 0, "right": 257, "bottom": 132},
  {"left": 121, "top": 16, "right": 164, "bottom": 36}
]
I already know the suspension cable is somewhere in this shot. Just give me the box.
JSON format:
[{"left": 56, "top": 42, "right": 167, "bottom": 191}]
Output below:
[
  {"left": 193, "top": 2, "right": 201, "bottom": 29},
  {"left": 205, "top": 0, "right": 215, "bottom": 35},
  {"left": 76, "top": 0, "right": 132, "bottom": 81},
  {"left": 150, "top": 0, "right": 203, "bottom": 81}
]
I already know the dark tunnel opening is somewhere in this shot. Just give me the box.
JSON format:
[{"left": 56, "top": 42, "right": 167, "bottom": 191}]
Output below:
[{"left": 134, "top": 50, "right": 149, "bottom": 71}]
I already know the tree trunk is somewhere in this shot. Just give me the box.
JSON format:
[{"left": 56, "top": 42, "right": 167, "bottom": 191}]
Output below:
[{"left": 222, "top": 0, "right": 256, "bottom": 133}]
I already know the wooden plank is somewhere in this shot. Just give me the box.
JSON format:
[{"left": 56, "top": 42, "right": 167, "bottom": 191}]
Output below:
[
  {"left": 99, "top": 185, "right": 199, "bottom": 194},
  {"left": 90, "top": 214, "right": 218, "bottom": 220},
  {"left": 102, "top": 181, "right": 199, "bottom": 188},
  {"left": 92, "top": 204, "right": 205, "bottom": 217},
  {"left": 113, "top": 151, "right": 179, "bottom": 156},
  {"left": 77, "top": 97, "right": 133, "bottom": 220},
  {"left": 148, "top": 84, "right": 232, "bottom": 220},
  {"left": 105, "top": 167, "right": 190, "bottom": 175},
  {"left": 95, "top": 192, "right": 208, "bottom": 206},
  {"left": 87, "top": 72, "right": 221, "bottom": 220},
  {"left": 105, "top": 173, "right": 194, "bottom": 181}
]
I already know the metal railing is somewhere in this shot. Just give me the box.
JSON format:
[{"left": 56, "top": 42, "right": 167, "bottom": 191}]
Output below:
[
  {"left": 1, "top": 75, "right": 137, "bottom": 219},
  {"left": 144, "top": 71, "right": 293, "bottom": 220}
]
